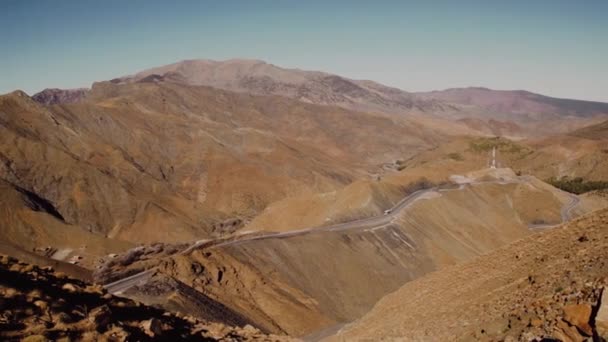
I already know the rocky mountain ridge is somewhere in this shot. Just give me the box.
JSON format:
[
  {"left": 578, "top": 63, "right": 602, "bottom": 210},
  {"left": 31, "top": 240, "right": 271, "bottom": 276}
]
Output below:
[{"left": 28, "top": 59, "right": 608, "bottom": 137}]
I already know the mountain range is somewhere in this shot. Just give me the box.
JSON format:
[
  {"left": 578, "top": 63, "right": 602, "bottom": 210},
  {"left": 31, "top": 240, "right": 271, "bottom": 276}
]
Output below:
[
  {"left": 33, "top": 59, "right": 608, "bottom": 137},
  {"left": 2, "top": 58, "right": 608, "bottom": 341}
]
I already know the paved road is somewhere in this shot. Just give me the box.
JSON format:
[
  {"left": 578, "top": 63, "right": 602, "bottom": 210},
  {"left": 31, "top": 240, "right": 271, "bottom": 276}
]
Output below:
[
  {"left": 103, "top": 269, "right": 156, "bottom": 294},
  {"left": 210, "top": 187, "right": 437, "bottom": 248},
  {"left": 561, "top": 193, "right": 581, "bottom": 221},
  {"left": 104, "top": 175, "right": 579, "bottom": 294},
  {"left": 105, "top": 184, "right": 454, "bottom": 294}
]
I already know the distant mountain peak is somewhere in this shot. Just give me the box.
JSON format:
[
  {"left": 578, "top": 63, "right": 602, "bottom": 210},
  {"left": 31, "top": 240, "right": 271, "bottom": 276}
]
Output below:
[
  {"left": 32, "top": 88, "right": 89, "bottom": 105},
  {"left": 9, "top": 90, "right": 30, "bottom": 98}
]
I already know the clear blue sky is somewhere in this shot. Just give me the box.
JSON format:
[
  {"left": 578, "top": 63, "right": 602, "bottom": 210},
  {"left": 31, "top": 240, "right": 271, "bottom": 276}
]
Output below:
[{"left": 1, "top": 0, "right": 607, "bottom": 101}]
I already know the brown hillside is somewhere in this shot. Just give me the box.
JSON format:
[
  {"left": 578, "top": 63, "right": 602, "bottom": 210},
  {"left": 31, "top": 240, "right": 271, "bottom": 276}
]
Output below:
[
  {"left": 331, "top": 207, "right": 608, "bottom": 341},
  {"left": 94, "top": 170, "right": 602, "bottom": 337},
  {"left": 569, "top": 118, "right": 608, "bottom": 140},
  {"left": 395, "top": 135, "right": 608, "bottom": 182},
  {"left": 0, "top": 82, "right": 450, "bottom": 251}
]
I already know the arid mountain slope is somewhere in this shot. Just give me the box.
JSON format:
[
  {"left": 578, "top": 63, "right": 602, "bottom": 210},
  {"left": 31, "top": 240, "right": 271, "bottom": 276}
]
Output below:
[
  {"left": 30, "top": 60, "right": 608, "bottom": 138},
  {"left": 0, "top": 178, "right": 133, "bottom": 271},
  {"left": 570, "top": 118, "right": 608, "bottom": 140},
  {"left": 396, "top": 133, "right": 608, "bottom": 183},
  {"left": 0, "top": 89, "right": 217, "bottom": 249},
  {"left": 0, "top": 81, "right": 448, "bottom": 252},
  {"left": 417, "top": 87, "right": 608, "bottom": 118},
  {"left": 517, "top": 118, "right": 608, "bottom": 181},
  {"left": 32, "top": 88, "right": 88, "bottom": 105},
  {"left": 331, "top": 206, "right": 608, "bottom": 341},
  {"left": 3, "top": 59, "right": 606, "bottom": 341},
  {"left": 244, "top": 179, "right": 408, "bottom": 233},
  {"left": 524, "top": 138, "right": 608, "bottom": 182},
  {"left": 416, "top": 87, "right": 608, "bottom": 136},
  {"left": 246, "top": 142, "right": 608, "bottom": 234},
  {"left": 95, "top": 169, "right": 603, "bottom": 337}
]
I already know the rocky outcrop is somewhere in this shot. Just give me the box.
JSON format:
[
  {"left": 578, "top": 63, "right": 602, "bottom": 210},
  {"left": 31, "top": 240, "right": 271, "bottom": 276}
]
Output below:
[
  {"left": 597, "top": 288, "right": 608, "bottom": 339},
  {"left": 0, "top": 254, "right": 292, "bottom": 341},
  {"left": 562, "top": 304, "right": 593, "bottom": 337}
]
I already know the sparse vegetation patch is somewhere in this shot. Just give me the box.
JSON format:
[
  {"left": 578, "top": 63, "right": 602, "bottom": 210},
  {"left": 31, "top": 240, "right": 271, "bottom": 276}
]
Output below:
[
  {"left": 447, "top": 152, "right": 464, "bottom": 161},
  {"left": 547, "top": 176, "right": 608, "bottom": 194},
  {"left": 468, "top": 137, "right": 531, "bottom": 157}
]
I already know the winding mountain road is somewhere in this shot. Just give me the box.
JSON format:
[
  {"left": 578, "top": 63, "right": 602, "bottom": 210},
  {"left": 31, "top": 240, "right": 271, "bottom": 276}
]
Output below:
[
  {"left": 528, "top": 191, "right": 580, "bottom": 230},
  {"left": 103, "top": 173, "right": 580, "bottom": 294},
  {"left": 103, "top": 269, "right": 156, "bottom": 295},
  {"left": 562, "top": 193, "right": 581, "bottom": 222}
]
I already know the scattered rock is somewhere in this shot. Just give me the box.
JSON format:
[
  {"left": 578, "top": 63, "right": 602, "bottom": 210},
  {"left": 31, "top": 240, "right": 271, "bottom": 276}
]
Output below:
[
  {"left": 54, "top": 272, "right": 67, "bottom": 279},
  {"left": 141, "top": 318, "right": 163, "bottom": 337},
  {"left": 530, "top": 318, "right": 543, "bottom": 328},
  {"left": 33, "top": 300, "right": 48, "bottom": 311},
  {"left": 88, "top": 305, "right": 112, "bottom": 329},
  {"left": 28, "top": 289, "right": 42, "bottom": 299},
  {"left": 55, "top": 312, "right": 72, "bottom": 324},
  {"left": 4, "top": 288, "right": 18, "bottom": 298},
  {"left": 0, "top": 255, "right": 288, "bottom": 341},
  {"left": 61, "top": 283, "right": 80, "bottom": 293},
  {"left": 106, "top": 325, "right": 130, "bottom": 340},
  {"left": 553, "top": 319, "right": 585, "bottom": 342},
  {"left": 0, "top": 255, "right": 9, "bottom": 264},
  {"left": 21, "top": 335, "right": 47, "bottom": 342},
  {"left": 84, "top": 284, "right": 104, "bottom": 294},
  {"left": 596, "top": 288, "right": 608, "bottom": 339},
  {"left": 242, "top": 324, "right": 259, "bottom": 335},
  {"left": 562, "top": 304, "right": 592, "bottom": 336}
]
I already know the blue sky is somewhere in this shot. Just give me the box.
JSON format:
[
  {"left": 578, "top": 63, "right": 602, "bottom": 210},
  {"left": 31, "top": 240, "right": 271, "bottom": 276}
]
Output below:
[{"left": 1, "top": 0, "right": 607, "bottom": 101}]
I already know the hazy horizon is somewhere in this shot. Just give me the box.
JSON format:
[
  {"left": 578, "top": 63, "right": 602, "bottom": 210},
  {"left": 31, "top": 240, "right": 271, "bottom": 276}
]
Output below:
[{"left": 2, "top": 0, "right": 607, "bottom": 102}]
